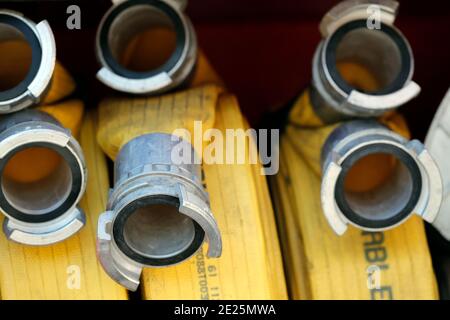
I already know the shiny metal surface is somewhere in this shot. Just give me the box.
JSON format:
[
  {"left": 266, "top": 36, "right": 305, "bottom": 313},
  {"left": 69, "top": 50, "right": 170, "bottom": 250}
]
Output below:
[
  {"left": 97, "top": 133, "right": 222, "bottom": 291},
  {"left": 321, "top": 120, "right": 442, "bottom": 235},
  {"left": 0, "top": 10, "right": 55, "bottom": 113},
  {"left": 96, "top": 0, "right": 197, "bottom": 95},
  {"left": 0, "top": 109, "right": 86, "bottom": 245},
  {"left": 311, "top": 0, "right": 420, "bottom": 122}
]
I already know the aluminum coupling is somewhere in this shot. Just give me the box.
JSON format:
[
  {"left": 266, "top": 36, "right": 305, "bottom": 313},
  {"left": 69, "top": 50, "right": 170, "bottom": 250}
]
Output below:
[
  {"left": 0, "top": 10, "right": 56, "bottom": 113},
  {"left": 311, "top": 0, "right": 420, "bottom": 121},
  {"left": 97, "top": 133, "right": 222, "bottom": 290},
  {"left": 321, "top": 120, "right": 442, "bottom": 235},
  {"left": 96, "top": 0, "right": 197, "bottom": 95},
  {"left": 0, "top": 109, "right": 87, "bottom": 245}
]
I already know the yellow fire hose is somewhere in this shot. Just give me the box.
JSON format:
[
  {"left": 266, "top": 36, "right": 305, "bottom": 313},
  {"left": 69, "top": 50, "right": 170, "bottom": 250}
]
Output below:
[
  {"left": 0, "top": 60, "right": 127, "bottom": 299},
  {"left": 271, "top": 62, "right": 438, "bottom": 299},
  {"left": 97, "top": 47, "right": 287, "bottom": 299},
  {"left": 0, "top": 26, "right": 287, "bottom": 298}
]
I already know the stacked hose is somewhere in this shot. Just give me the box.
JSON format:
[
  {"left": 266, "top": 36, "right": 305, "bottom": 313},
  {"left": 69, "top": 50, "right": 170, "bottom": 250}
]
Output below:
[{"left": 0, "top": 10, "right": 86, "bottom": 245}]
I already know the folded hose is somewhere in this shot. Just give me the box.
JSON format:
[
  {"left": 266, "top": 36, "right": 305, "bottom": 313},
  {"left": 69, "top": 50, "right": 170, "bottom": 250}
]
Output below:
[
  {"left": 270, "top": 0, "right": 439, "bottom": 299},
  {"left": 0, "top": 65, "right": 126, "bottom": 298},
  {"left": 284, "top": 0, "right": 442, "bottom": 235},
  {"left": 97, "top": 84, "right": 287, "bottom": 298}
]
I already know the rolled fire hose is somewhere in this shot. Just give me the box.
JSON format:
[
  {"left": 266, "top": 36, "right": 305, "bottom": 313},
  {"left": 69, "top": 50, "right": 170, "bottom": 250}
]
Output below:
[
  {"left": 283, "top": 0, "right": 440, "bottom": 235},
  {"left": 0, "top": 10, "right": 55, "bottom": 113},
  {"left": 319, "top": 119, "right": 442, "bottom": 235},
  {"left": 274, "top": 114, "right": 438, "bottom": 299},
  {"left": 0, "top": 109, "right": 87, "bottom": 245},
  {"left": 307, "top": 0, "right": 421, "bottom": 123},
  {"left": 97, "top": 62, "right": 285, "bottom": 299},
  {"left": 95, "top": 0, "right": 196, "bottom": 94}
]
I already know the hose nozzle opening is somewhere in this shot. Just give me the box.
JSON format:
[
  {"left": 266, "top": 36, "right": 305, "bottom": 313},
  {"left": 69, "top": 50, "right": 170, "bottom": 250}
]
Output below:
[
  {"left": 2, "top": 146, "right": 72, "bottom": 215},
  {"left": 123, "top": 202, "right": 201, "bottom": 259},
  {"left": 311, "top": 1, "right": 420, "bottom": 121},
  {"left": 0, "top": 22, "right": 32, "bottom": 92},
  {"left": 97, "top": 133, "right": 221, "bottom": 290},
  {"left": 0, "top": 110, "right": 86, "bottom": 245},
  {"left": 329, "top": 21, "right": 409, "bottom": 95},
  {"left": 108, "top": 3, "right": 177, "bottom": 73},
  {"left": 0, "top": 10, "right": 55, "bottom": 113},
  {"left": 96, "top": 0, "right": 197, "bottom": 94},
  {"left": 321, "top": 120, "right": 441, "bottom": 235},
  {"left": 335, "top": 145, "right": 421, "bottom": 229}
]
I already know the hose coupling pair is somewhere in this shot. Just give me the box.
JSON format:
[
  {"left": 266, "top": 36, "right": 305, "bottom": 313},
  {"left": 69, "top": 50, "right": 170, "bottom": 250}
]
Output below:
[
  {"left": 306, "top": 1, "right": 443, "bottom": 234},
  {"left": 0, "top": 10, "right": 87, "bottom": 244}
]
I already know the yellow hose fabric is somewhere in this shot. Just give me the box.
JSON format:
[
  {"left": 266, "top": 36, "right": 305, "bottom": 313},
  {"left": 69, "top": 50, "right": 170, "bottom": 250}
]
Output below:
[
  {"left": 0, "top": 111, "right": 128, "bottom": 299},
  {"left": 0, "top": 42, "right": 127, "bottom": 297},
  {"left": 270, "top": 64, "right": 438, "bottom": 299},
  {"left": 272, "top": 137, "right": 438, "bottom": 299},
  {"left": 96, "top": 53, "right": 287, "bottom": 299}
]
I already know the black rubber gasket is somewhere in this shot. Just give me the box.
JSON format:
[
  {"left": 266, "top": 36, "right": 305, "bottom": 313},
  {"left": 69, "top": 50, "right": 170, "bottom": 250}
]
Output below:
[
  {"left": 0, "top": 14, "right": 42, "bottom": 101},
  {"left": 325, "top": 20, "right": 411, "bottom": 96},
  {"left": 0, "top": 142, "right": 83, "bottom": 223},
  {"left": 113, "top": 195, "right": 205, "bottom": 266},
  {"left": 335, "top": 143, "right": 422, "bottom": 229},
  {"left": 99, "top": 0, "right": 186, "bottom": 79}
]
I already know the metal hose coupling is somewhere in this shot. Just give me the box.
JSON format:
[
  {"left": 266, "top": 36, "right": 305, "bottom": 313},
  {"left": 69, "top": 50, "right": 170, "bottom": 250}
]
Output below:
[
  {"left": 0, "top": 10, "right": 56, "bottom": 113},
  {"left": 321, "top": 120, "right": 442, "bottom": 235},
  {"left": 0, "top": 109, "right": 86, "bottom": 245},
  {"left": 96, "top": 0, "right": 196, "bottom": 95},
  {"left": 311, "top": 0, "right": 420, "bottom": 121},
  {"left": 97, "top": 133, "right": 222, "bottom": 290}
]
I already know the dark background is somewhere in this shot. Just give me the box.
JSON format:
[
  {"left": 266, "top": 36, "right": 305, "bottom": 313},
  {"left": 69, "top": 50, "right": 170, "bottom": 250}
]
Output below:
[
  {"left": 2, "top": 0, "right": 450, "bottom": 298},
  {"left": 2, "top": 0, "right": 450, "bottom": 138}
]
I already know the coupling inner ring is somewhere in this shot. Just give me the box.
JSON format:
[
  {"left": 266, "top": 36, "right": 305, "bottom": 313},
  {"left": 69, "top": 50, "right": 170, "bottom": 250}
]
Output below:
[
  {"left": 0, "top": 13, "right": 42, "bottom": 101},
  {"left": 0, "top": 142, "right": 83, "bottom": 223},
  {"left": 325, "top": 20, "right": 411, "bottom": 95},
  {"left": 335, "top": 143, "right": 422, "bottom": 229},
  {"left": 113, "top": 195, "right": 205, "bottom": 266},
  {"left": 99, "top": 0, "right": 186, "bottom": 79}
]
